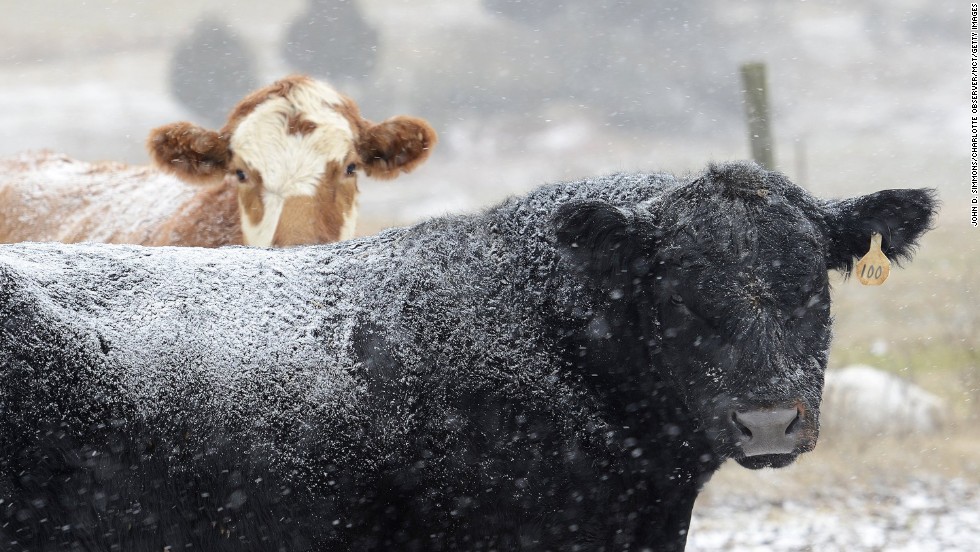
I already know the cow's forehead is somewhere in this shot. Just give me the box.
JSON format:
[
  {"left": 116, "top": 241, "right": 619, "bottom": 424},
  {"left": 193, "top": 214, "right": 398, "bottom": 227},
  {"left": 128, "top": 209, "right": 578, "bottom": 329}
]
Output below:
[
  {"left": 660, "top": 195, "right": 828, "bottom": 301},
  {"left": 229, "top": 80, "right": 355, "bottom": 197}
]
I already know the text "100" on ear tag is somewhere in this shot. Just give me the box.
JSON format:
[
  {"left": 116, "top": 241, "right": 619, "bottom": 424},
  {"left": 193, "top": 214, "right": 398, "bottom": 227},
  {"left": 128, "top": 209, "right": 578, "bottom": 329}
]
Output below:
[{"left": 855, "top": 232, "right": 891, "bottom": 286}]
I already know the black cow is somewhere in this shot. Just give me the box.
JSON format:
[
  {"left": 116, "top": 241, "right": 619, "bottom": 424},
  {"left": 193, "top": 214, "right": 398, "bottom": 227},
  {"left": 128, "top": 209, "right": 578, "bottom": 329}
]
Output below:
[{"left": 0, "top": 162, "right": 936, "bottom": 551}]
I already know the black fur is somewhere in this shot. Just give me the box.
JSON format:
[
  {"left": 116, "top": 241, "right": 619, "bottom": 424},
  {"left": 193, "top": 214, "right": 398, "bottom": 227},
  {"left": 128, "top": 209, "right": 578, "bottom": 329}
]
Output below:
[
  {"left": 824, "top": 188, "right": 940, "bottom": 273},
  {"left": 0, "top": 162, "right": 936, "bottom": 551}
]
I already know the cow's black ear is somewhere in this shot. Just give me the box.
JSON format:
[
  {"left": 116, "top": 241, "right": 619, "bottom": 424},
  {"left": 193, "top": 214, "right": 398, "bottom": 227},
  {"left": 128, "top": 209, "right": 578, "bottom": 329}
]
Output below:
[
  {"left": 554, "top": 200, "right": 648, "bottom": 286},
  {"left": 825, "top": 188, "right": 938, "bottom": 272}
]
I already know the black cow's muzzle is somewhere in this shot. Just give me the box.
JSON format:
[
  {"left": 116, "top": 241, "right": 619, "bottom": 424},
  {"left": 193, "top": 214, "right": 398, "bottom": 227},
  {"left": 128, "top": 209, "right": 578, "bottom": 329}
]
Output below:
[
  {"left": 703, "top": 394, "right": 819, "bottom": 469},
  {"left": 708, "top": 399, "right": 818, "bottom": 469},
  {"left": 731, "top": 406, "right": 802, "bottom": 456},
  {"left": 729, "top": 405, "right": 809, "bottom": 469}
]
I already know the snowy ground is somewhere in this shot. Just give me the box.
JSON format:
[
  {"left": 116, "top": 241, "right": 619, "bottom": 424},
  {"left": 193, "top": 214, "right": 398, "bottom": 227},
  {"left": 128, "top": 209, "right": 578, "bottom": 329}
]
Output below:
[
  {"left": 688, "top": 429, "right": 980, "bottom": 551},
  {"left": 691, "top": 470, "right": 980, "bottom": 551}
]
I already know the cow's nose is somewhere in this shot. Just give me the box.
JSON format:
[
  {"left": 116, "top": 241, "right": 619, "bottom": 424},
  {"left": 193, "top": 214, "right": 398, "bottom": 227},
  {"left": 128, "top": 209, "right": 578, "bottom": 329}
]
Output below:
[{"left": 731, "top": 407, "right": 801, "bottom": 456}]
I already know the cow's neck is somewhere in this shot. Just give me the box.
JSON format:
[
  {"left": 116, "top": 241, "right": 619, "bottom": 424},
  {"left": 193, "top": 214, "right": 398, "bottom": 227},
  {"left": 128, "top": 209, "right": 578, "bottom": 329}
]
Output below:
[
  {"left": 148, "top": 184, "right": 243, "bottom": 247},
  {"left": 568, "top": 299, "right": 722, "bottom": 479}
]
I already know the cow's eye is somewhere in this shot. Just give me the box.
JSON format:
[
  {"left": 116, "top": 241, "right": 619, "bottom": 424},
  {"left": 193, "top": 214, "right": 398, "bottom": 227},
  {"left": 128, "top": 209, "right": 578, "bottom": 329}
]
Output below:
[
  {"left": 346, "top": 163, "right": 357, "bottom": 177},
  {"left": 235, "top": 169, "right": 247, "bottom": 183},
  {"left": 669, "top": 294, "right": 684, "bottom": 306}
]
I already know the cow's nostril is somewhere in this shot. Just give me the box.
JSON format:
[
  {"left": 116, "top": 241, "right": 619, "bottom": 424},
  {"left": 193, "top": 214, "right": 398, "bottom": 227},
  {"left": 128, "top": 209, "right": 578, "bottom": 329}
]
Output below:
[
  {"left": 731, "top": 411, "right": 753, "bottom": 438},
  {"left": 785, "top": 411, "right": 802, "bottom": 436}
]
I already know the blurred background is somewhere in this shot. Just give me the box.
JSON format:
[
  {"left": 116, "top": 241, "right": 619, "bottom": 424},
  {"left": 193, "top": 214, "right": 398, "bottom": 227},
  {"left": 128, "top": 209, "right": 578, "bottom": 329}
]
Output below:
[{"left": 0, "top": 0, "right": 973, "bottom": 549}]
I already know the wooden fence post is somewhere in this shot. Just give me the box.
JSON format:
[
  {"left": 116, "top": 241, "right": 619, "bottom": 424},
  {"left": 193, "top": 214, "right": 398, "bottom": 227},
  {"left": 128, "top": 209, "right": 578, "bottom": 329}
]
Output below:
[
  {"left": 794, "top": 134, "right": 808, "bottom": 189},
  {"left": 740, "top": 62, "right": 775, "bottom": 170}
]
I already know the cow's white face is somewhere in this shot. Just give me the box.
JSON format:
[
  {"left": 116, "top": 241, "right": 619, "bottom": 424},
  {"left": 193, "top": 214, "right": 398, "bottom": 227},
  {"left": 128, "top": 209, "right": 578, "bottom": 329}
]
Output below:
[
  {"left": 228, "top": 80, "right": 359, "bottom": 246},
  {"left": 148, "top": 75, "right": 438, "bottom": 247}
]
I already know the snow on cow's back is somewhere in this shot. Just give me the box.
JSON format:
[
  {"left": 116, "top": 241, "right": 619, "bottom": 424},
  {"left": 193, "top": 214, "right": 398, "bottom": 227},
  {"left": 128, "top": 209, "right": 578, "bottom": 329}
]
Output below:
[
  {"left": 0, "top": 234, "right": 409, "bottom": 427},
  {"left": 0, "top": 151, "right": 197, "bottom": 244},
  {"left": 0, "top": 171, "right": 682, "bottom": 450}
]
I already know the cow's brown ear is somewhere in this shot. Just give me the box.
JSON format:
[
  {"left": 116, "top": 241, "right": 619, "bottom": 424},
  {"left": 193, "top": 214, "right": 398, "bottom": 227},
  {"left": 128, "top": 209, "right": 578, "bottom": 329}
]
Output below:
[
  {"left": 356, "top": 116, "right": 437, "bottom": 180},
  {"left": 147, "top": 122, "right": 231, "bottom": 184}
]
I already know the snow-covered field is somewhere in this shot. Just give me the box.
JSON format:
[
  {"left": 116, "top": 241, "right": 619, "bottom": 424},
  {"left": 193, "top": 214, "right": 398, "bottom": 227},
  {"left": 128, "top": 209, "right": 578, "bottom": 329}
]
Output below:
[
  {"left": 689, "top": 432, "right": 980, "bottom": 551},
  {"left": 0, "top": 2, "right": 974, "bottom": 550},
  {"left": 691, "top": 474, "right": 980, "bottom": 551}
]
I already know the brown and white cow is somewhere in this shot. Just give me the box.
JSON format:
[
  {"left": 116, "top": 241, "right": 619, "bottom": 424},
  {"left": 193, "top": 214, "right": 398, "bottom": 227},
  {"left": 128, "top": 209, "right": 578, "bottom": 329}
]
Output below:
[{"left": 0, "top": 75, "right": 437, "bottom": 247}]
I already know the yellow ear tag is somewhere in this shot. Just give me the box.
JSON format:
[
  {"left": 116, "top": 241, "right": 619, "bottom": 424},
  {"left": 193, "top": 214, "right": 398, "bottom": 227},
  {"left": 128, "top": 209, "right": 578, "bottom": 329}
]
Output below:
[{"left": 855, "top": 232, "right": 891, "bottom": 286}]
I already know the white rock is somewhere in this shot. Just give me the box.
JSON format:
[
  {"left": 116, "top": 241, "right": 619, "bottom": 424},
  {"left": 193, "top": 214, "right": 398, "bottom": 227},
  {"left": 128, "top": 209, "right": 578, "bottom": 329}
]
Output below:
[{"left": 821, "top": 364, "right": 947, "bottom": 437}]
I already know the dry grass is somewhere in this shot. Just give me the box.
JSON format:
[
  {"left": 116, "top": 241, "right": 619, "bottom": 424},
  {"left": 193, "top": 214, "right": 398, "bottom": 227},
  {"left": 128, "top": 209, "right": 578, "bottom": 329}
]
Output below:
[{"left": 827, "top": 214, "right": 980, "bottom": 420}]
